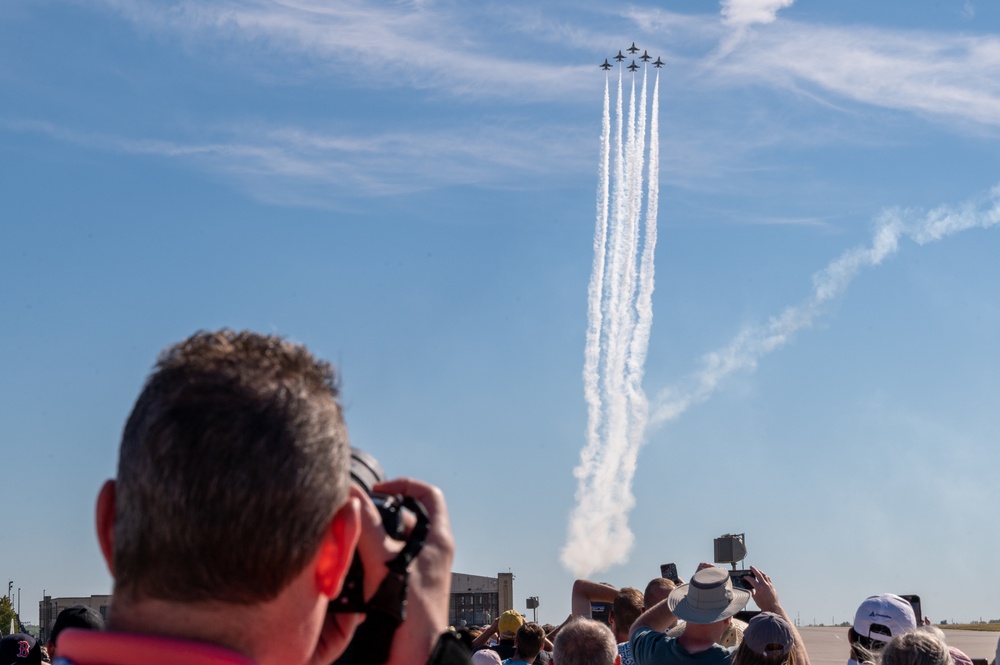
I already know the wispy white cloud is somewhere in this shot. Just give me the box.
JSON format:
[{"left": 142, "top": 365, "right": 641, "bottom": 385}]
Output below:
[
  {"left": 711, "top": 0, "right": 797, "bottom": 61},
  {"left": 721, "top": 0, "right": 795, "bottom": 29},
  {"left": 710, "top": 19, "right": 1000, "bottom": 129},
  {"left": 629, "top": 3, "right": 1000, "bottom": 133},
  {"left": 92, "top": 0, "right": 596, "bottom": 101},
  {"left": 24, "top": 0, "right": 1000, "bottom": 206},
  {"left": 2, "top": 116, "right": 590, "bottom": 204}
]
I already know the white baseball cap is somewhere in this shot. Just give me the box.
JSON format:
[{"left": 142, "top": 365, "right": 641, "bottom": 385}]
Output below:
[{"left": 853, "top": 594, "right": 916, "bottom": 644}]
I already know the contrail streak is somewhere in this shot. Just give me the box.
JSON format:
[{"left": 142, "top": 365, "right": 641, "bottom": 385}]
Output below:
[
  {"left": 580, "top": 78, "right": 612, "bottom": 484},
  {"left": 563, "top": 66, "right": 661, "bottom": 577},
  {"left": 650, "top": 186, "right": 1000, "bottom": 427},
  {"left": 565, "top": 60, "right": 1000, "bottom": 577}
]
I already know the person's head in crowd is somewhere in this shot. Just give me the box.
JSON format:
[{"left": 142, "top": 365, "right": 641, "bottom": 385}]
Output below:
[
  {"left": 733, "top": 612, "right": 797, "bottom": 665},
  {"left": 719, "top": 618, "right": 749, "bottom": 649},
  {"left": 75, "top": 329, "right": 456, "bottom": 665},
  {"left": 513, "top": 622, "right": 546, "bottom": 662},
  {"left": 47, "top": 605, "right": 105, "bottom": 658},
  {"left": 848, "top": 594, "right": 917, "bottom": 663},
  {"left": 553, "top": 618, "right": 619, "bottom": 665},
  {"left": 880, "top": 631, "right": 950, "bottom": 665},
  {"left": 472, "top": 649, "right": 503, "bottom": 665},
  {"left": 106, "top": 331, "right": 353, "bottom": 606},
  {"left": 668, "top": 567, "right": 750, "bottom": 643},
  {"left": 643, "top": 578, "right": 676, "bottom": 610},
  {"left": 609, "top": 587, "right": 643, "bottom": 642},
  {"left": 542, "top": 624, "right": 556, "bottom": 636},
  {"left": 499, "top": 610, "right": 526, "bottom": 642},
  {"left": 0, "top": 634, "right": 42, "bottom": 665},
  {"left": 643, "top": 577, "right": 679, "bottom": 632}
]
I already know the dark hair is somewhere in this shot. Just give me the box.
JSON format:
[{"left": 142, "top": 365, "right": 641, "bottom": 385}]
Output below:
[
  {"left": 612, "top": 587, "right": 644, "bottom": 634},
  {"left": 113, "top": 330, "right": 351, "bottom": 603},
  {"left": 515, "top": 622, "right": 546, "bottom": 660},
  {"left": 849, "top": 627, "right": 886, "bottom": 663},
  {"left": 51, "top": 605, "right": 104, "bottom": 643}
]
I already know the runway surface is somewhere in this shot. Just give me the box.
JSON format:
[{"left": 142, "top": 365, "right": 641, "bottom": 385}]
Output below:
[{"left": 798, "top": 627, "right": 998, "bottom": 665}]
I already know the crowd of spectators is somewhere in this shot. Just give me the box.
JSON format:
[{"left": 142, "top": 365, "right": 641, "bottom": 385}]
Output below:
[
  {"left": 2, "top": 330, "right": 996, "bottom": 665},
  {"left": 466, "top": 571, "right": 996, "bottom": 665}
]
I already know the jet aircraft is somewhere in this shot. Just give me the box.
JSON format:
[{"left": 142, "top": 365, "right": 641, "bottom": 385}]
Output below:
[
  {"left": 627, "top": 60, "right": 639, "bottom": 72},
  {"left": 600, "top": 58, "right": 612, "bottom": 70},
  {"left": 640, "top": 50, "right": 651, "bottom": 62},
  {"left": 652, "top": 57, "right": 664, "bottom": 68},
  {"left": 614, "top": 50, "right": 626, "bottom": 62},
  {"left": 627, "top": 42, "right": 640, "bottom": 54}
]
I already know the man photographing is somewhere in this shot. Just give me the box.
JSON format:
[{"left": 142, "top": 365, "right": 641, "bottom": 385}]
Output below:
[
  {"left": 56, "top": 330, "right": 460, "bottom": 665},
  {"left": 630, "top": 565, "right": 808, "bottom": 665}
]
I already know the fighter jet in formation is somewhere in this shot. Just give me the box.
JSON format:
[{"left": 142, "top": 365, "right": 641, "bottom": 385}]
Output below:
[{"left": 601, "top": 45, "right": 663, "bottom": 72}]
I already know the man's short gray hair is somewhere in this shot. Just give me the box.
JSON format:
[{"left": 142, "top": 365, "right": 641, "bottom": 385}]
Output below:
[
  {"left": 113, "top": 330, "right": 351, "bottom": 603},
  {"left": 554, "top": 619, "right": 617, "bottom": 665}
]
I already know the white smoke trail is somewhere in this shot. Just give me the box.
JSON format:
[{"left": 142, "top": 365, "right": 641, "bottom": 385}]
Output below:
[
  {"left": 649, "top": 186, "right": 1000, "bottom": 427},
  {"left": 599, "top": 74, "right": 640, "bottom": 495},
  {"left": 566, "top": 50, "right": 1000, "bottom": 579},
  {"left": 594, "top": 70, "right": 633, "bottom": 508},
  {"left": 562, "top": 62, "right": 660, "bottom": 576},
  {"left": 626, "top": 69, "right": 660, "bottom": 450},
  {"left": 580, "top": 78, "right": 612, "bottom": 482}
]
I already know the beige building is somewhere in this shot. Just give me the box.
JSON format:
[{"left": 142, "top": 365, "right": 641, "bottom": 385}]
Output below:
[
  {"left": 449, "top": 572, "right": 514, "bottom": 628},
  {"left": 38, "top": 595, "right": 110, "bottom": 644},
  {"left": 42, "top": 572, "right": 519, "bottom": 636}
]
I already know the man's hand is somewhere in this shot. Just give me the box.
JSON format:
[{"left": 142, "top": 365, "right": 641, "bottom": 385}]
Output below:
[
  {"left": 316, "top": 478, "right": 455, "bottom": 665},
  {"left": 571, "top": 579, "right": 618, "bottom": 617},
  {"left": 375, "top": 478, "right": 455, "bottom": 664},
  {"left": 744, "top": 566, "right": 779, "bottom": 613},
  {"left": 471, "top": 617, "right": 500, "bottom": 648},
  {"left": 743, "top": 567, "right": 811, "bottom": 665}
]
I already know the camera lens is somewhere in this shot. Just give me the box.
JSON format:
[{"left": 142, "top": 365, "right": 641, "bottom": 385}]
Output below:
[{"left": 349, "top": 447, "right": 385, "bottom": 495}]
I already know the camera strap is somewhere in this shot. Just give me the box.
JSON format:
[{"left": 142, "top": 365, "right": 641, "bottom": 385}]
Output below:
[{"left": 346, "top": 496, "right": 431, "bottom": 665}]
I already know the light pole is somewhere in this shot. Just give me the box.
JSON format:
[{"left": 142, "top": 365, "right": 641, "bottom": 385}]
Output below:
[{"left": 526, "top": 597, "right": 539, "bottom": 623}]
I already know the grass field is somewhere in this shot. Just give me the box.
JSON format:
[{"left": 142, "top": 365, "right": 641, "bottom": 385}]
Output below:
[{"left": 941, "top": 624, "right": 1000, "bottom": 632}]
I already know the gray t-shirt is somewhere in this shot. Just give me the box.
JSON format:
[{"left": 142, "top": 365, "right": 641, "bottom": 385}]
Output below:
[{"left": 630, "top": 629, "right": 734, "bottom": 665}]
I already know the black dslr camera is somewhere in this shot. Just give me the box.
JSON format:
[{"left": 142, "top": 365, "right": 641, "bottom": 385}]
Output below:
[{"left": 347, "top": 447, "right": 408, "bottom": 540}]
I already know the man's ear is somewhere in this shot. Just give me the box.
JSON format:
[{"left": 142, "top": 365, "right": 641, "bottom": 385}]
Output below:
[
  {"left": 615, "top": 654, "right": 622, "bottom": 665},
  {"left": 95, "top": 480, "right": 116, "bottom": 575},
  {"left": 315, "top": 496, "right": 361, "bottom": 598}
]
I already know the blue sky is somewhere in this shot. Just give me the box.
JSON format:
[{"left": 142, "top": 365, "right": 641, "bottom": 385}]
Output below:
[{"left": 3, "top": 0, "right": 1000, "bottom": 628}]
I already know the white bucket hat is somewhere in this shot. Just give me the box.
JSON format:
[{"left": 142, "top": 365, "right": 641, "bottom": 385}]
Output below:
[{"left": 667, "top": 567, "right": 751, "bottom": 624}]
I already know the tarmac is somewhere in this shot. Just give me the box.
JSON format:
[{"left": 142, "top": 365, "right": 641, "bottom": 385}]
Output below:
[{"left": 798, "top": 627, "right": 998, "bottom": 665}]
